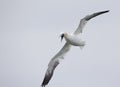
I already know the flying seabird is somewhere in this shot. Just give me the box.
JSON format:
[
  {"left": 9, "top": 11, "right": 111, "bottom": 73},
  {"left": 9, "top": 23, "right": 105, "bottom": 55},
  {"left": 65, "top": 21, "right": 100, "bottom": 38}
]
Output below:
[{"left": 41, "top": 10, "right": 109, "bottom": 87}]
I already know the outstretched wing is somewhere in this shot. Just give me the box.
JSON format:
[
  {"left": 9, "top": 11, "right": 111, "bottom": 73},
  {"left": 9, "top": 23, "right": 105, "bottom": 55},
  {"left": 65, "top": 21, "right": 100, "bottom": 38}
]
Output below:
[
  {"left": 41, "top": 42, "right": 71, "bottom": 87},
  {"left": 74, "top": 10, "right": 109, "bottom": 35}
]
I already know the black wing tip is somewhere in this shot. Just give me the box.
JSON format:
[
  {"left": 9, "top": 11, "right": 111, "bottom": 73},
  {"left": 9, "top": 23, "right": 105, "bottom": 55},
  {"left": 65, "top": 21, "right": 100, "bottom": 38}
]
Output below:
[
  {"left": 41, "top": 84, "right": 45, "bottom": 87},
  {"left": 103, "top": 10, "right": 109, "bottom": 12},
  {"left": 41, "top": 83, "right": 46, "bottom": 87},
  {"left": 106, "top": 10, "right": 110, "bottom": 12},
  {"left": 41, "top": 84, "right": 46, "bottom": 87},
  {"left": 100, "top": 10, "right": 110, "bottom": 13},
  {"left": 41, "top": 60, "right": 59, "bottom": 87},
  {"left": 41, "top": 76, "right": 51, "bottom": 87},
  {"left": 41, "top": 71, "right": 54, "bottom": 87},
  {"left": 85, "top": 10, "right": 110, "bottom": 21}
]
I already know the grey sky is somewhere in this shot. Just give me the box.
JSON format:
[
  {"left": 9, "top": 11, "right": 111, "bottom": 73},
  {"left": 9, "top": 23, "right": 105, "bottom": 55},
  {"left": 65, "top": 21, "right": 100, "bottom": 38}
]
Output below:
[{"left": 0, "top": 0, "right": 120, "bottom": 87}]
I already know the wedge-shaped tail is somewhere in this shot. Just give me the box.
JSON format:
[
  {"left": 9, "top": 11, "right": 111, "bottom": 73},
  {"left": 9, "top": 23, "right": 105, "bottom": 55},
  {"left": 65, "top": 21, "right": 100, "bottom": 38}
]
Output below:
[{"left": 79, "top": 41, "right": 85, "bottom": 49}]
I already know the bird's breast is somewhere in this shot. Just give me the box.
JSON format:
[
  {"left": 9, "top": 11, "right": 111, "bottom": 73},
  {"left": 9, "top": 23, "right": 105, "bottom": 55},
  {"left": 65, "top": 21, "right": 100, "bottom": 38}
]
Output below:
[{"left": 64, "top": 35, "right": 82, "bottom": 46}]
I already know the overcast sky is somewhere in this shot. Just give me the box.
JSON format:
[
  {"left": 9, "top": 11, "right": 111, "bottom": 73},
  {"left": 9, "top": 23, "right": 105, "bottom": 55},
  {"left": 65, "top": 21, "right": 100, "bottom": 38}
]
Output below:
[{"left": 0, "top": 0, "right": 120, "bottom": 87}]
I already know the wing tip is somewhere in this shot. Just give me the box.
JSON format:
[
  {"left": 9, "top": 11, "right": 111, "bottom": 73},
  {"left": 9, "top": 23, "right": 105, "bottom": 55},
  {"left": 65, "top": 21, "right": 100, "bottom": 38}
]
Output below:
[
  {"left": 41, "top": 72, "right": 53, "bottom": 87},
  {"left": 41, "top": 81, "right": 46, "bottom": 87},
  {"left": 104, "top": 10, "right": 110, "bottom": 12},
  {"left": 41, "top": 84, "right": 45, "bottom": 87},
  {"left": 86, "top": 10, "right": 110, "bottom": 21},
  {"left": 101, "top": 10, "right": 110, "bottom": 13}
]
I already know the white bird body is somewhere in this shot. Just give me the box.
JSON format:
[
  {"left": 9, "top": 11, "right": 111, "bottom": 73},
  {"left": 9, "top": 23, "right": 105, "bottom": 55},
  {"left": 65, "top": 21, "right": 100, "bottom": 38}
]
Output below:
[
  {"left": 64, "top": 33, "right": 85, "bottom": 47},
  {"left": 41, "top": 10, "right": 109, "bottom": 87}
]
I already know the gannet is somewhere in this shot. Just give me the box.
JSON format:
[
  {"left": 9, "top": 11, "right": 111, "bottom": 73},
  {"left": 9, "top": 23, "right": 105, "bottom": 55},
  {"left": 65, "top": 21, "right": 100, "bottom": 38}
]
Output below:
[{"left": 41, "top": 10, "right": 109, "bottom": 87}]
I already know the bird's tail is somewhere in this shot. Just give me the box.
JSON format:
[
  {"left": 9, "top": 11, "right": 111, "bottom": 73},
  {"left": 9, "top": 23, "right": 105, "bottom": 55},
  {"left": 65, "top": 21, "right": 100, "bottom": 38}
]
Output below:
[{"left": 79, "top": 41, "right": 85, "bottom": 49}]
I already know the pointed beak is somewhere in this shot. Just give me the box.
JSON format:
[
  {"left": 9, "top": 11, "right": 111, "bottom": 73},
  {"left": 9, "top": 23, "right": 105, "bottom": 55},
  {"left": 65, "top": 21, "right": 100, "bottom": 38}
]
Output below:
[{"left": 60, "top": 34, "right": 64, "bottom": 42}]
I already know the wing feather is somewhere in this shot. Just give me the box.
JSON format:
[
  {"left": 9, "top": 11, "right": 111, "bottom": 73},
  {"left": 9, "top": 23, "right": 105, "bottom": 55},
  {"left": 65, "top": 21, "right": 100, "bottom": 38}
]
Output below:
[
  {"left": 74, "top": 10, "right": 109, "bottom": 35},
  {"left": 41, "top": 42, "right": 71, "bottom": 87}
]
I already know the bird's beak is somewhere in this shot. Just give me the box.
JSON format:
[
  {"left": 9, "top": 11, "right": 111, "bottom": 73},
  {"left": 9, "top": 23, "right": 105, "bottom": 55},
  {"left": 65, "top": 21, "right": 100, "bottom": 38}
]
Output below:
[{"left": 60, "top": 34, "right": 64, "bottom": 42}]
